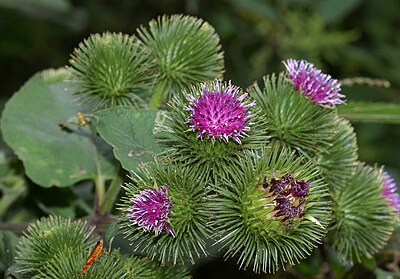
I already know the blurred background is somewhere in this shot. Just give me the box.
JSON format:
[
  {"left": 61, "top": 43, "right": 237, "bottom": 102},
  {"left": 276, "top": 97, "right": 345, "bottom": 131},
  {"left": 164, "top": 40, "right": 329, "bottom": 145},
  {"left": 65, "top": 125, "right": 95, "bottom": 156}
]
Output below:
[{"left": 0, "top": 0, "right": 399, "bottom": 278}]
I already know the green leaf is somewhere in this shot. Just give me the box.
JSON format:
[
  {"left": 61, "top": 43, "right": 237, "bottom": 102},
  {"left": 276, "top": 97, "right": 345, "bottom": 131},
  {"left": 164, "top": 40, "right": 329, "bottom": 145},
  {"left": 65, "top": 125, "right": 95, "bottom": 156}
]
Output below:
[
  {"left": 0, "top": 231, "right": 18, "bottom": 274},
  {"left": 94, "top": 107, "right": 165, "bottom": 171},
  {"left": 0, "top": 69, "right": 116, "bottom": 187},
  {"left": 338, "top": 101, "right": 400, "bottom": 124}
]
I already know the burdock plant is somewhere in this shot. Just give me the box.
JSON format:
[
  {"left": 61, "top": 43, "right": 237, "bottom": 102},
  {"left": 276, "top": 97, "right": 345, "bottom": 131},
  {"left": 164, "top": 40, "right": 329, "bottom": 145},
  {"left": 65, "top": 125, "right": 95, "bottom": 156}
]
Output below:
[
  {"left": 126, "top": 186, "right": 174, "bottom": 236},
  {"left": 381, "top": 171, "right": 400, "bottom": 214},
  {"left": 68, "top": 15, "right": 224, "bottom": 110},
  {"left": 248, "top": 72, "right": 337, "bottom": 157},
  {"left": 283, "top": 59, "right": 346, "bottom": 106},
  {"left": 1, "top": 12, "right": 399, "bottom": 279},
  {"left": 14, "top": 216, "right": 188, "bottom": 278},
  {"left": 159, "top": 79, "right": 268, "bottom": 181},
  {"left": 330, "top": 164, "right": 398, "bottom": 265},
  {"left": 249, "top": 67, "right": 357, "bottom": 191},
  {"left": 68, "top": 32, "right": 152, "bottom": 110},
  {"left": 210, "top": 147, "right": 331, "bottom": 273},
  {"left": 137, "top": 14, "right": 225, "bottom": 108},
  {"left": 119, "top": 162, "right": 212, "bottom": 264}
]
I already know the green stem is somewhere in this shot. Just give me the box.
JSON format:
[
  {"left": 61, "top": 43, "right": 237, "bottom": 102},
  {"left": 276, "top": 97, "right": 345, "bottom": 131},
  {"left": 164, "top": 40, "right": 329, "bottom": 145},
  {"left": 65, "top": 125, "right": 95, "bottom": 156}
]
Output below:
[
  {"left": 95, "top": 167, "right": 106, "bottom": 210},
  {"left": 100, "top": 166, "right": 122, "bottom": 214},
  {"left": 92, "top": 135, "right": 106, "bottom": 210},
  {"left": 149, "top": 81, "right": 166, "bottom": 109}
]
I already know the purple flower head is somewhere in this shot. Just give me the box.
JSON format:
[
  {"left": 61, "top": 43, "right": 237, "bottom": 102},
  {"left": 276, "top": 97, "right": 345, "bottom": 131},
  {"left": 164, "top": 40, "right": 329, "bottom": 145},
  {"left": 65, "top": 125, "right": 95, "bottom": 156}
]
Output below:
[
  {"left": 127, "top": 186, "right": 174, "bottom": 236},
  {"left": 283, "top": 59, "right": 345, "bottom": 106},
  {"left": 263, "top": 173, "right": 310, "bottom": 223},
  {"left": 381, "top": 172, "right": 400, "bottom": 215},
  {"left": 269, "top": 174, "right": 295, "bottom": 194},
  {"left": 185, "top": 79, "right": 255, "bottom": 144},
  {"left": 272, "top": 195, "right": 303, "bottom": 223},
  {"left": 291, "top": 180, "right": 310, "bottom": 197}
]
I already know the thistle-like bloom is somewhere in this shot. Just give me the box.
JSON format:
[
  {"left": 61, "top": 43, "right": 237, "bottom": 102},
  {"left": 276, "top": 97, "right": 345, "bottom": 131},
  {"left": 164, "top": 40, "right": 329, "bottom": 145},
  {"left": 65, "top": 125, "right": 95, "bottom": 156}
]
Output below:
[
  {"left": 381, "top": 172, "right": 400, "bottom": 214},
  {"left": 265, "top": 174, "right": 310, "bottom": 223},
  {"left": 185, "top": 80, "right": 254, "bottom": 144},
  {"left": 283, "top": 59, "right": 345, "bottom": 106},
  {"left": 211, "top": 148, "right": 331, "bottom": 273},
  {"left": 127, "top": 186, "right": 174, "bottom": 236}
]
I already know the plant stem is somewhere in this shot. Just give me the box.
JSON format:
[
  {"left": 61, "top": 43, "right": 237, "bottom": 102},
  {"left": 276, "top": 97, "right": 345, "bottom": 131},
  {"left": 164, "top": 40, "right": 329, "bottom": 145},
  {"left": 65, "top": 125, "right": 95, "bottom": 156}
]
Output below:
[
  {"left": 92, "top": 135, "right": 105, "bottom": 210},
  {"left": 95, "top": 171, "right": 106, "bottom": 210},
  {"left": 100, "top": 166, "right": 122, "bottom": 214},
  {"left": 0, "top": 222, "right": 30, "bottom": 235},
  {"left": 149, "top": 81, "right": 166, "bottom": 109}
]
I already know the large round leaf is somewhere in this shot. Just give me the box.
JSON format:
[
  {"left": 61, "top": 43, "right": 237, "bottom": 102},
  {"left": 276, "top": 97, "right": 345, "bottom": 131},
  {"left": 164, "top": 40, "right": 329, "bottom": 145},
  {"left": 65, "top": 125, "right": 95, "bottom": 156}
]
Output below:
[
  {"left": 0, "top": 69, "right": 116, "bottom": 187},
  {"left": 94, "top": 107, "right": 165, "bottom": 171}
]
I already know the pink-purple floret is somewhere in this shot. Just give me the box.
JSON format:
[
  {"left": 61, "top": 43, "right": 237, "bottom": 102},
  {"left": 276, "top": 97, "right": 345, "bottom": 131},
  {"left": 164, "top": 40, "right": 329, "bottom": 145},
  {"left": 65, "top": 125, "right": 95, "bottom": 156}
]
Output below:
[
  {"left": 185, "top": 80, "right": 254, "bottom": 144},
  {"left": 381, "top": 172, "right": 400, "bottom": 215},
  {"left": 127, "top": 186, "right": 174, "bottom": 236},
  {"left": 283, "top": 59, "right": 346, "bottom": 106}
]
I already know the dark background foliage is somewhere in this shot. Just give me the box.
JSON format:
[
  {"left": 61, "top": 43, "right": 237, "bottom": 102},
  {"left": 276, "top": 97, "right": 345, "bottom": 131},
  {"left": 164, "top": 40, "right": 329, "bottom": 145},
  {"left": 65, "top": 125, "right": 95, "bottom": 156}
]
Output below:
[{"left": 0, "top": 0, "right": 399, "bottom": 278}]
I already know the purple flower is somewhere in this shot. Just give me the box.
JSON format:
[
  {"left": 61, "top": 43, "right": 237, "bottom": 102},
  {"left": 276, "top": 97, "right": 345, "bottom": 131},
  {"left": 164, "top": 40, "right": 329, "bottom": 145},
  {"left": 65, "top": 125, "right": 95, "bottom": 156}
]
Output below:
[
  {"left": 282, "top": 59, "right": 345, "bottom": 106},
  {"left": 185, "top": 80, "right": 254, "bottom": 144},
  {"left": 272, "top": 195, "right": 303, "bottom": 223},
  {"left": 269, "top": 174, "right": 295, "bottom": 194},
  {"left": 263, "top": 173, "right": 310, "bottom": 223},
  {"left": 291, "top": 180, "right": 310, "bottom": 197},
  {"left": 127, "top": 186, "right": 174, "bottom": 236},
  {"left": 381, "top": 172, "right": 400, "bottom": 215}
]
